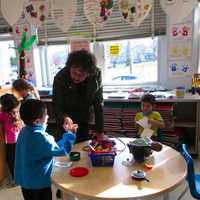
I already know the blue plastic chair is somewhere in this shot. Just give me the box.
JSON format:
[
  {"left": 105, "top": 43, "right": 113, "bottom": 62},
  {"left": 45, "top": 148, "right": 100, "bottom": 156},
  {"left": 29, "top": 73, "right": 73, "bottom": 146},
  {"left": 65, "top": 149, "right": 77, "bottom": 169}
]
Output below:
[{"left": 180, "top": 144, "right": 200, "bottom": 199}]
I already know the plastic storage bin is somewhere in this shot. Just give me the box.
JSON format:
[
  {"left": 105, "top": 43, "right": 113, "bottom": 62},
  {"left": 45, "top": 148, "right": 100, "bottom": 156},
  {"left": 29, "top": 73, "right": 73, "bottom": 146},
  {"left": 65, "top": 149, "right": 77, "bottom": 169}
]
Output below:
[{"left": 89, "top": 151, "right": 116, "bottom": 166}]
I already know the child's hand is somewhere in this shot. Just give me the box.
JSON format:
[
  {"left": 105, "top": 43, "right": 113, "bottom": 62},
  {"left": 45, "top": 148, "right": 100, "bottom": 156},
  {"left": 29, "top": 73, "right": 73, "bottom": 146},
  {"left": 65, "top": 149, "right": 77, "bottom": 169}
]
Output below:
[
  {"left": 148, "top": 119, "right": 156, "bottom": 126},
  {"left": 63, "top": 117, "right": 78, "bottom": 133},
  {"left": 148, "top": 119, "right": 165, "bottom": 129},
  {"left": 71, "top": 124, "right": 78, "bottom": 133}
]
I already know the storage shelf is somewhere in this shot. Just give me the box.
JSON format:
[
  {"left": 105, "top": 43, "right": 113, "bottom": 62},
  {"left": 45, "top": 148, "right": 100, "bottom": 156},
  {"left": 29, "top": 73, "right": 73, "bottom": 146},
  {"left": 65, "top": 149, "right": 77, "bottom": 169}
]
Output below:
[{"left": 174, "top": 121, "right": 196, "bottom": 128}]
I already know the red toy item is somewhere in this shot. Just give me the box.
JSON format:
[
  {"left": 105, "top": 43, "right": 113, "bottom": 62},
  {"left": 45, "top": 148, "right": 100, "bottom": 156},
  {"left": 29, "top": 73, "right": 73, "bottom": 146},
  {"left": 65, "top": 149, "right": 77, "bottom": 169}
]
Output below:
[{"left": 69, "top": 167, "right": 89, "bottom": 177}]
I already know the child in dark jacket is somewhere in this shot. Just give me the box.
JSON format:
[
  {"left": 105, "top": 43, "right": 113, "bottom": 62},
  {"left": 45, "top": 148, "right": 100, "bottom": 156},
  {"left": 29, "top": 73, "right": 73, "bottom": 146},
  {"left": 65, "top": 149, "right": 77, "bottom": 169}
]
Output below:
[{"left": 15, "top": 99, "right": 77, "bottom": 200}]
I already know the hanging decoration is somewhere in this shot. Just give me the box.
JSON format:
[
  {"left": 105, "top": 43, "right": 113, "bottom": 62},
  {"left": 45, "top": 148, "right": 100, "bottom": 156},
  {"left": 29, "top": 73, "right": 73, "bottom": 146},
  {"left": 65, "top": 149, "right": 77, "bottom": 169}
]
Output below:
[
  {"left": 168, "top": 15, "right": 193, "bottom": 77},
  {"left": 119, "top": 0, "right": 153, "bottom": 26},
  {"left": 84, "top": 0, "right": 113, "bottom": 28},
  {"left": 1, "top": 0, "right": 24, "bottom": 26},
  {"left": 51, "top": 0, "right": 77, "bottom": 32},
  {"left": 12, "top": 13, "right": 36, "bottom": 82},
  {"left": 160, "top": 0, "right": 198, "bottom": 23},
  {"left": 12, "top": 31, "right": 36, "bottom": 78},
  {"left": 24, "top": 0, "right": 49, "bottom": 27}
]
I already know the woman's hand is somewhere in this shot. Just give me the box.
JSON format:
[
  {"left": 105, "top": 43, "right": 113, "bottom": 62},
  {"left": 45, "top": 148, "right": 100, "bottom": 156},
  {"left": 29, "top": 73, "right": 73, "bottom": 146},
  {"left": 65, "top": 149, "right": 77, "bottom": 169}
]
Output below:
[
  {"left": 90, "top": 130, "right": 108, "bottom": 141},
  {"left": 63, "top": 116, "right": 78, "bottom": 133}
]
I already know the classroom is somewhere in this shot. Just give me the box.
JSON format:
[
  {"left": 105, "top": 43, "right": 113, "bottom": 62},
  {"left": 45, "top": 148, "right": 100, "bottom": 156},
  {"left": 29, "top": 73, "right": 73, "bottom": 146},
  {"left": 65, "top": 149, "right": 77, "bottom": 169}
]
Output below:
[{"left": 0, "top": 0, "right": 199, "bottom": 200}]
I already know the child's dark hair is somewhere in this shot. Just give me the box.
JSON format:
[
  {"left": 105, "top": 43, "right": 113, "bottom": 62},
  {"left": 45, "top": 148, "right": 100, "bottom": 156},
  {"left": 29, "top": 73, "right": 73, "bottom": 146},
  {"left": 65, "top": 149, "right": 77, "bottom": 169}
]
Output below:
[
  {"left": 0, "top": 94, "right": 20, "bottom": 113},
  {"left": 12, "top": 79, "right": 34, "bottom": 92},
  {"left": 20, "top": 99, "right": 46, "bottom": 125},
  {"left": 141, "top": 94, "right": 156, "bottom": 105}
]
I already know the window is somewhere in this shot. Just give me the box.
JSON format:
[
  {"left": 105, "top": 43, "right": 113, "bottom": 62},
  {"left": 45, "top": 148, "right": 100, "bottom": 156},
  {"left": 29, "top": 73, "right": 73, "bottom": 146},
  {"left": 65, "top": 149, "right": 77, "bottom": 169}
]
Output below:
[
  {"left": 102, "top": 37, "right": 158, "bottom": 85},
  {"left": 46, "top": 45, "right": 69, "bottom": 84},
  {"left": 39, "top": 37, "right": 158, "bottom": 87},
  {"left": 0, "top": 40, "right": 17, "bottom": 85}
]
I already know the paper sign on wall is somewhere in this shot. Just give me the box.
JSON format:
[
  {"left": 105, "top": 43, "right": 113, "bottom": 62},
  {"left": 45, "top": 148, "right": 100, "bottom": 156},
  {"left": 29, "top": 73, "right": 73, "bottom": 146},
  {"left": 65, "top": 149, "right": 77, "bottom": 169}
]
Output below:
[
  {"left": 119, "top": 0, "right": 152, "bottom": 26},
  {"left": 109, "top": 45, "right": 120, "bottom": 56},
  {"left": 51, "top": 0, "right": 76, "bottom": 32},
  {"left": 70, "top": 39, "right": 90, "bottom": 52},
  {"left": 84, "top": 0, "right": 113, "bottom": 28},
  {"left": 160, "top": 0, "right": 197, "bottom": 23},
  {"left": 24, "top": 0, "right": 49, "bottom": 27},
  {"left": 1, "top": 0, "right": 24, "bottom": 26}
]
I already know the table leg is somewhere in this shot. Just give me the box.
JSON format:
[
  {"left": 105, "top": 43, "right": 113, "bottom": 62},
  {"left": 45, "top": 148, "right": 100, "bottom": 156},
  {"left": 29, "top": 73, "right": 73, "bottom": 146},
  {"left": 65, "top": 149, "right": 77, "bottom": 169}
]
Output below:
[
  {"left": 163, "top": 193, "right": 169, "bottom": 200},
  {"left": 61, "top": 192, "right": 77, "bottom": 200},
  {"left": 51, "top": 184, "right": 57, "bottom": 200}
]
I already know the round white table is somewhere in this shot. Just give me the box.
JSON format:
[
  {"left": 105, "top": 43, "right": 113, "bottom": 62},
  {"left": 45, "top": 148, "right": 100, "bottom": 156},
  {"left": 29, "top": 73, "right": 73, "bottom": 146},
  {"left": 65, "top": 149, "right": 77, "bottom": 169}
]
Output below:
[{"left": 51, "top": 138, "right": 187, "bottom": 200}]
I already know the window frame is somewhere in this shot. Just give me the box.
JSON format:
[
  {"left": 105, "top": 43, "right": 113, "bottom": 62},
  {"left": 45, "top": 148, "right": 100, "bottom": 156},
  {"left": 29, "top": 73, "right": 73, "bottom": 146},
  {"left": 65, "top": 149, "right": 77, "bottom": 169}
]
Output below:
[{"left": 39, "top": 37, "right": 160, "bottom": 88}]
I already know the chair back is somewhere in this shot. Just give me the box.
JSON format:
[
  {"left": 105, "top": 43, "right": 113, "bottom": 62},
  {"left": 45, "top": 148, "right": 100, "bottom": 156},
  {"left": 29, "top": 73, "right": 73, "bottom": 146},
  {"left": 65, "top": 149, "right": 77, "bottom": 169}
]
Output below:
[{"left": 181, "top": 144, "right": 200, "bottom": 199}]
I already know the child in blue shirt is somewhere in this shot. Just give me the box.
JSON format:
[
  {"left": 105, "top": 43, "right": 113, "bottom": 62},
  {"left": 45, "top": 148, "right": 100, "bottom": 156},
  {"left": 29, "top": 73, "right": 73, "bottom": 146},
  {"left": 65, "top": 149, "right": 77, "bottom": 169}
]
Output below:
[{"left": 15, "top": 99, "right": 77, "bottom": 200}]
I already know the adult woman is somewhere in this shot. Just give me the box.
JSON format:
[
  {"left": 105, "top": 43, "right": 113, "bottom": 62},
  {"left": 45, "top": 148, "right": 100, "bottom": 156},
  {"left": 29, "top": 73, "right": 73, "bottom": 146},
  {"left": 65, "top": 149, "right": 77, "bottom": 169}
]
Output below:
[{"left": 52, "top": 50, "right": 104, "bottom": 142}]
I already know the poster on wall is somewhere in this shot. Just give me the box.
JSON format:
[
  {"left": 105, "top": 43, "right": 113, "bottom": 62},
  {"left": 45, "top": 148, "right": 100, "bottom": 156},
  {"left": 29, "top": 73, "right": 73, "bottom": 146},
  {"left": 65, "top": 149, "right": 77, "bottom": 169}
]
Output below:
[
  {"left": 24, "top": 0, "right": 49, "bottom": 27},
  {"left": 160, "top": 0, "right": 197, "bottom": 23},
  {"left": 1, "top": 0, "right": 24, "bottom": 26},
  {"left": 84, "top": 0, "right": 113, "bottom": 28},
  {"left": 119, "top": 0, "right": 152, "bottom": 26},
  {"left": 70, "top": 39, "right": 90, "bottom": 52},
  {"left": 51, "top": 0, "right": 76, "bottom": 32},
  {"left": 109, "top": 44, "right": 120, "bottom": 56},
  {"left": 168, "top": 15, "right": 194, "bottom": 77}
]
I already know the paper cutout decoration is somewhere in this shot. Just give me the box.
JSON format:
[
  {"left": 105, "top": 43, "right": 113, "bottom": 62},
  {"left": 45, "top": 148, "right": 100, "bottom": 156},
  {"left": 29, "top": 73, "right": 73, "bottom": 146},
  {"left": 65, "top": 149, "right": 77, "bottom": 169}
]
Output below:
[
  {"left": 24, "top": 0, "right": 49, "bottom": 27},
  {"left": 51, "top": 0, "right": 76, "bottom": 32},
  {"left": 1, "top": 0, "right": 24, "bottom": 26},
  {"left": 169, "top": 61, "right": 192, "bottom": 76},
  {"left": 169, "top": 43, "right": 191, "bottom": 59},
  {"left": 13, "top": 31, "right": 36, "bottom": 77},
  {"left": 84, "top": 0, "right": 113, "bottom": 27},
  {"left": 119, "top": 0, "right": 152, "bottom": 26},
  {"left": 70, "top": 39, "right": 90, "bottom": 52},
  {"left": 170, "top": 24, "right": 192, "bottom": 40},
  {"left": 13, "top": 13, "right": 32, "bottom": 39},
  {"left": 160, "top": 0, "right": 197, "bottom": 23}
]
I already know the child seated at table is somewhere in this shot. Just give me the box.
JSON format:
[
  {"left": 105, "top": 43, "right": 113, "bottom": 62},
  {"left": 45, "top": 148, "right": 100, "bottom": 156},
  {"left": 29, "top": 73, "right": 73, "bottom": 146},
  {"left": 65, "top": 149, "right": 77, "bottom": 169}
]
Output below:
[
  {"left": 135, "top": 94, "right": 165, "bottom": 140},
  {"left": 12, "top": 79, "right": 40, "bottom": 101},
  {"left": 15, "top": 99, "right": 77, "bottom": 200}
]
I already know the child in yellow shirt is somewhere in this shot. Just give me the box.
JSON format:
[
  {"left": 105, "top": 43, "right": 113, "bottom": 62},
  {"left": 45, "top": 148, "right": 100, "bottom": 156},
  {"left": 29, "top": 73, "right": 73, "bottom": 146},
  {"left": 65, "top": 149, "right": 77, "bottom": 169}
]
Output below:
[{"left": 135, "top": 94, "right": 165, "bottom": 139}]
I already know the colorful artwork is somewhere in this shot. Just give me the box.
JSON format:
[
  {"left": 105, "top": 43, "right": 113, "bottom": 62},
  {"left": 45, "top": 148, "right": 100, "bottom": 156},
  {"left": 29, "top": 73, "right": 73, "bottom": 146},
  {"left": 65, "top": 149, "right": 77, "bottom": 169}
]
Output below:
[
  {"left": 84, "top": 0, "right": 113, "bottom": 27},
  {"left": 160, "top": 0, "right": 197, "bottom": 23},
  {"left": 51, "top": 0, "right": 76, "bottom": 32},
  {"left": 169, "top": 61, "right": 192, "bottom": 76},
  {"left": 1, "top": 0, "right": 24, "bottom": 26},
  {"left": 119, "top": 0, "right": 152, "bottom": 26},
  {"left": 170, "top": 24, "right": 192, "bottom": 39},
  {"left": 169, "top": 43, "right": 191, "bottom": 59},
  {"left": 24, "top": 0, "right": 49, "bottom": 27}
]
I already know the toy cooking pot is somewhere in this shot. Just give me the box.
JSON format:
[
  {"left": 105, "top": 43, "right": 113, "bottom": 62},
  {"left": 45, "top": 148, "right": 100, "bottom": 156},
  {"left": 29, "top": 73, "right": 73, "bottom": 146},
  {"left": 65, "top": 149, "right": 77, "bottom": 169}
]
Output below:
[{"left": 127, "top": 138, "right": 162, "bottom": 163}]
